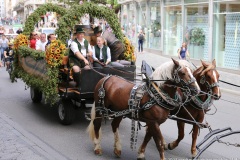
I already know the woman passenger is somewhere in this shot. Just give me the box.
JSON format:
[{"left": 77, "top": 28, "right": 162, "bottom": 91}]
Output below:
[
  {"left": 29, "top": 32, "right": 38, "bottom": 49},
  {"left": 92, "top": 36, "right": 111, "bottom": 68}
]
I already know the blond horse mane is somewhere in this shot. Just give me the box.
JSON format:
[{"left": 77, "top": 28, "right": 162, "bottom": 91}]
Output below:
[
  {"left": 151, "top": 60, "right": 195, "bottom": 87},
  {"left": 194, "top": 62, "right": 216, "bottom": 77}
]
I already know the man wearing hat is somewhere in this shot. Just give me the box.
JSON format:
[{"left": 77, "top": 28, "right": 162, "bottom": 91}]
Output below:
[
  {"left": 4, "top": 42, "right": 14, "bottom": 71},
  {"left": 69, "top": 27, "right": 93, "bottom": 88}
]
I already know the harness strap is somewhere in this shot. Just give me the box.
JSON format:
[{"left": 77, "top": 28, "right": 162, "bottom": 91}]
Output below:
[{"left": 98, "top": 75, "right": 112, "bottom": 108}]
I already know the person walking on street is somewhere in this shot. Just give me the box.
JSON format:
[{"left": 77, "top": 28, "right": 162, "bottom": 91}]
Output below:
[
  {"left": 0, "top": 35, "right": 9, "bottom": 61},
  {"left": 178, "top": 42, "right": 189, "bottom": 60},
  {"left": 138, "top": 30, "right": 145, "bottom": 53}
]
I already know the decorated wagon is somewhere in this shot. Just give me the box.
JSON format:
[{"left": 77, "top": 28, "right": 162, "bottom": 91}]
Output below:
[{"left": 12, "top": 3, "right": 136, "bottom": 125}]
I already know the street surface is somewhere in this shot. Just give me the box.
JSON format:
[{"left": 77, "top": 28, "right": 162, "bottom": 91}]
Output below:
[{"left": 0, "top": 55, "right": 240, "bottom": 160}]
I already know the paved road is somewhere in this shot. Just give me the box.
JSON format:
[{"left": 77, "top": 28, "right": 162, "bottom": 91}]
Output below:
[{"left": 0, "top": 63, "right": 240, "bottom": 160}]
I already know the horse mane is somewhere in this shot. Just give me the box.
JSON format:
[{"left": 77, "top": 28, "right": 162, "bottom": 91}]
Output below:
[
  {"left": 194, "top": 62, "right": 216, "bottom": 77},
  {"left": 151, "top": 60, "right": 195, "bottom": 87}
]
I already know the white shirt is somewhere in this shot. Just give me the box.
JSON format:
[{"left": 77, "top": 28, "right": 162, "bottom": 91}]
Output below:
[
  {"left": 36, "top": 40, "right": 47, "bottom": 51},
  {"left": 92, "top": 45, "right": 111, "bottom": 62},
  {"left": 70, "top": 38, "right": 92, "bottom": 57}
]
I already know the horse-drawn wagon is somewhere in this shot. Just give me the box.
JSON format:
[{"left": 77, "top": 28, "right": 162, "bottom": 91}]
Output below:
[
  {"left": 11, "top": 2, "right": 240, "bottom": 160},
  {"left": 12, "top": 3, "right": 136, "bottom": 125}
]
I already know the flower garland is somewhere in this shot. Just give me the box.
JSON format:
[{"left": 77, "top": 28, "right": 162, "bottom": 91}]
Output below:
[
  {"left": 13, "top": 34, "right": 28, "bottom": 50},
  {"left": 123, "top": 37, "right": 136, "bottom": 62},
  {"left": 46, "top": 40, "right": 66, "bottom": 67}
]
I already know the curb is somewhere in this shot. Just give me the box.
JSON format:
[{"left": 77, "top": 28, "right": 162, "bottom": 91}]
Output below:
[{"left": 0, "top": 111, "right": 70, "bottom": 160}]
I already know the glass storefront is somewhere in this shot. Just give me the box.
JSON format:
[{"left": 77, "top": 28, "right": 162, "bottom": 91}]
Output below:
[
  {"left": 163, "top": 5, "right": 182, "bottom": 56},
  {"left": 137, "top": 2, "right": 148, "bottom": 49},
  {"left": 149, "top": 1, "right": 161, "bottom": 49},
  {"left": 185, "top": 2, "right": 209, "bottom": 60},
  {"left": 119, "top": 0, "right": 240, "bottom": 70},
  {"left": 213, "top": 1, "right": 240, "bottom": 69}
]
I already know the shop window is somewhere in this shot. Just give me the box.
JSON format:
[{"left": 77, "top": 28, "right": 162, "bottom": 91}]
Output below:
[
  {"left": 185, "top": 3, "right": 209, "bottom": 60},
  {"left": 213, "top": 1, "right": 240, "bottom": 69}
]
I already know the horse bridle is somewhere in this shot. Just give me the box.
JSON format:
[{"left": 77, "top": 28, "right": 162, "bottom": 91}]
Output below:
[
  {"left": 173, "top": 65, "right": 196, "bottom": 87},
  {"left": 200, "top": 69, "right": 219, "bottom": 90}
]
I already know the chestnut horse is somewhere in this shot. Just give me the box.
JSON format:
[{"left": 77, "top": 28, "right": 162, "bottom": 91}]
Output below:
[
  {"left": 165, "top": 59, "right": 221, "bottom": 158},
  {"left": 87, "top": 59, "right": 200, "bottom": 160}
]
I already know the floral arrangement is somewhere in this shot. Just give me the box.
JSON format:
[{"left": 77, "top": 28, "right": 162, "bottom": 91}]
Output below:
[
  {"left": 123, "top": 37, "right": 136, "bottom": 62},
  {"left": 45, "top": 40, "right": 66, "bottom": 67},
  {"left": 14, "top": 34, "right": 28, "bottom": 50}
]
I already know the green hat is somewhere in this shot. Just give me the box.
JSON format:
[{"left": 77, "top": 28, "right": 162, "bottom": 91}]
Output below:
[
  {"left": 75, "top": 27, "right": 85, "bottom": 34},
  {"left": 94, "top": 26, "right": 102, "bottom": 34}
]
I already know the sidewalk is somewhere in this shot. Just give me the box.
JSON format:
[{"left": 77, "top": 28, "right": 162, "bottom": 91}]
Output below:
[
  {"left": 0, "top": 111, "right": 68, "bottom": 160},
  {"left": 135, "top": 51, "right": 240, "bottom": 95}
]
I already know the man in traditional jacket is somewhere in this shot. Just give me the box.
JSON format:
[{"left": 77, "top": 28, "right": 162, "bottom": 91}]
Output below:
[{"left": 69, "top": 27, "right": 93, "bottom": 88}]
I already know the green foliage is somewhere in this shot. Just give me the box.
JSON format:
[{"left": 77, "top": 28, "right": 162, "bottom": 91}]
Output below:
[
  {"left": 23, "top": 3, "right": 67, "bottom": 34},
  {"left": 12, "top": 46, "right": 60, "bottom": 105},
  {"left": 190, "top": 27, "right": 205, "bottom": 46},
  {"left": 56, "top": 2, "right": 124, "bottom": 44}
]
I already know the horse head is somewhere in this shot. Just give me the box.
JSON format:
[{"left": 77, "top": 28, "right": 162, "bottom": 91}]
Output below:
[
  {"left": 172, "top": 58, "right": 200, "bottom": 96},
  {"left": 194, "top": 59, "right": 221, "bottom": 100}
]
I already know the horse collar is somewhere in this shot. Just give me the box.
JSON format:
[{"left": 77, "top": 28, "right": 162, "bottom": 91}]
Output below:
[{"left": 191, "top": 94, "right": 213, "bottom": 110}]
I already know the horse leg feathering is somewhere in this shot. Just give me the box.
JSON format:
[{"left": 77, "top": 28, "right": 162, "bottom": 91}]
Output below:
[
  {"left": 137, "top": 127, "right": 152, "bottom": 160},
  {"left": 113, "top": 128, "right": 122, "bottom": 157},
  {"left": 87, "top": 102, "right": 102, "bottom": 155}
]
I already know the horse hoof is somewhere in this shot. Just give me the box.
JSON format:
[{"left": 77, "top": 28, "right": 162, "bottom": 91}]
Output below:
[
  {"left": 164, "top": 143, "right": 168, "bottom": 150},
  {"left": 114, "top": 148, "right": 121, "bottom": 158},
  {"left": 94, "top": 149, "right": 102, "bottom": 156},
  {"left": 192, "top": 152, "right": 197, "bottom": 159},
  {"left": 168, "top": 143, "right": 173, "bottom": 150}
]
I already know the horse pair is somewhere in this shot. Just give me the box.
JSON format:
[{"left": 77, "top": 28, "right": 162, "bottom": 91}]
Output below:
[{"left": 87, "top": 58, "right": 220, "bottom": 159}]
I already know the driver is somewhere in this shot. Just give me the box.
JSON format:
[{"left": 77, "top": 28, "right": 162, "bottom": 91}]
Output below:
[
  {"left": 4, "top": 42, "right": 14, "bottom": 71},
  {"left": 68, "top": 27, "right": 93, "bottom": 88}
]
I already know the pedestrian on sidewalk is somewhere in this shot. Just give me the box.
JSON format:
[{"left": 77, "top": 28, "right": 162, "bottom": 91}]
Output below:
[
  {"left": 178, "top": 42, "right": 189, "bottom": 60},
  {"left": 138, "top": 30, "right": 145, "bottom": 53}
]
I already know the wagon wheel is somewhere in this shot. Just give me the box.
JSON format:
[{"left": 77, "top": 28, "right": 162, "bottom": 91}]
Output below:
[
  {"left": 57, "top": 99, "right": 76, "bottom": 125},
  {"left": 30, "top": 87, "right": 42, "bottom": 103}
]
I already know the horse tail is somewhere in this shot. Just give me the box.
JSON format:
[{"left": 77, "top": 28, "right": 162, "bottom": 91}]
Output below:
[{"left": 87, "top": 102, "right": 102, "bottom": 141}]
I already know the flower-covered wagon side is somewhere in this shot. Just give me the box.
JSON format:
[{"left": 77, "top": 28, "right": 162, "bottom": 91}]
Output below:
[{"left": 12, "top": 2, "right": 136, "bottom": 105}]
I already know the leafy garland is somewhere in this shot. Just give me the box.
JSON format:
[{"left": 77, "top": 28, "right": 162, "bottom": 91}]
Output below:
[
  {"left": 12, "top": 44, "right": 65, "bottom": 105},
  {"left": 56, "top": 2, "right": 124, "bottom": 43},
  {"left": 23, "top": 3, "right": 67, "bottom": 34}
]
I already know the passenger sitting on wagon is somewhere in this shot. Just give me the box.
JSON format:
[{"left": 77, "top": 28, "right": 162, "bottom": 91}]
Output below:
[
  {"left": 36, "top": 33, "right": 47, "bottom": 52},
  {"left": 93, "top": 36, "right": 129, "bottom": 68},
  {"left": 4, "top": 42, "right": 14, "bottom": 71},
  {"left": 92, "top": 36, "right": 111, "bottom": 68},
  {"left": 45, "top": 34, "right": 56, "bottom": 48},
  {"left": 69, "top": 27, "right": 93, "bottom": 88},
  {"left": 93, "top": 26, "right": 131, "bottom": 66}
]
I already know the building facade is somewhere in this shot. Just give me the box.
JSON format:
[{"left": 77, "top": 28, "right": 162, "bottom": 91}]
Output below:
[
  {"left": 0, "top": 0, "right": 5, "bottom": 17},
  {"left": 119, "top": 0, "right": 240, "bottom": 70}
]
